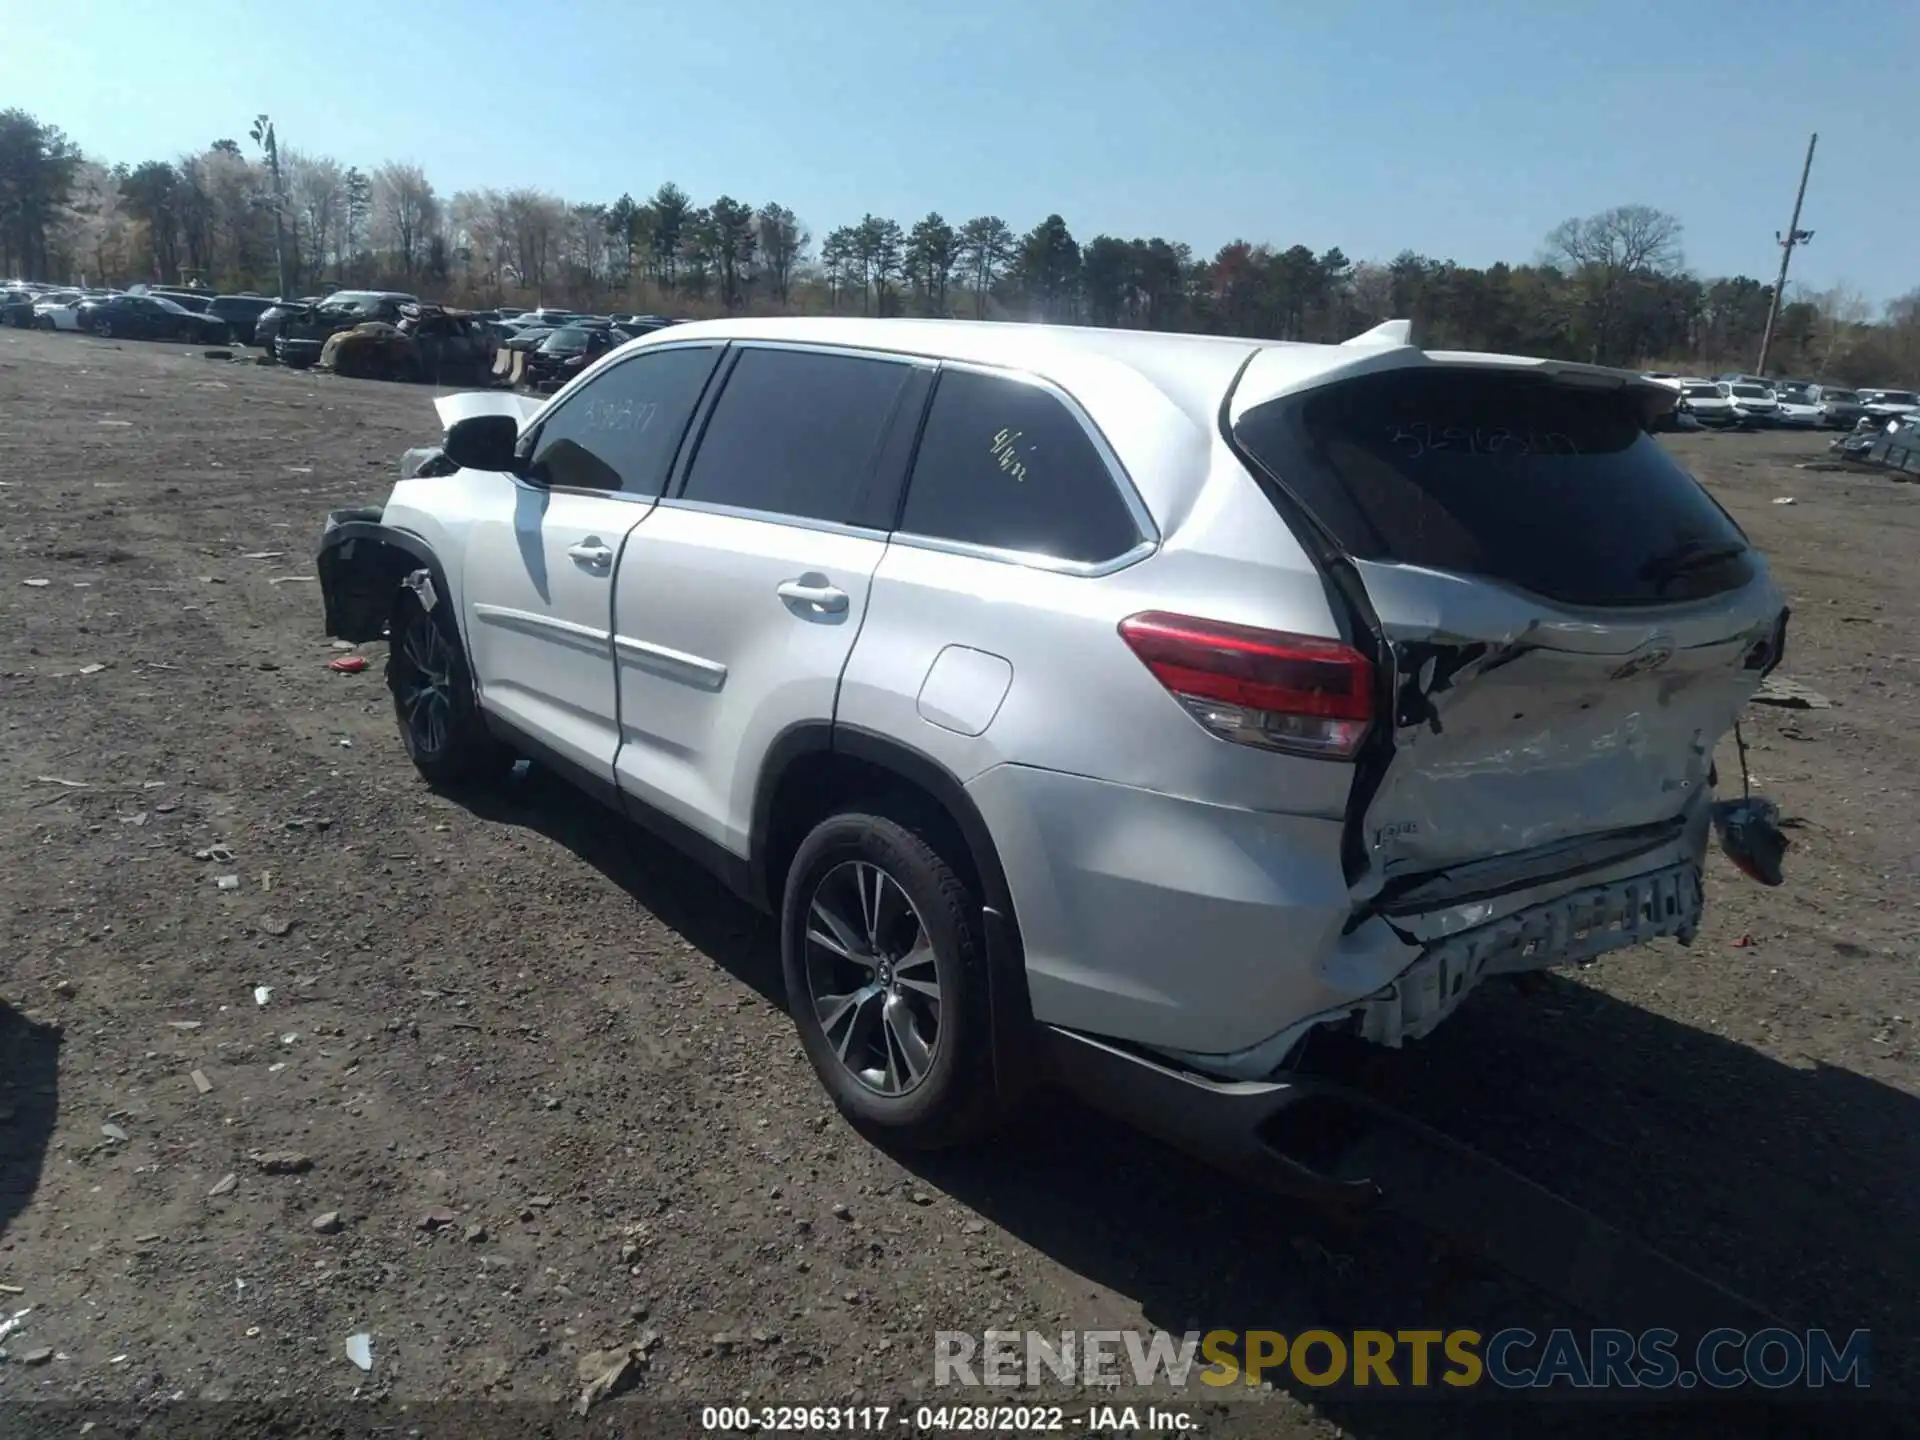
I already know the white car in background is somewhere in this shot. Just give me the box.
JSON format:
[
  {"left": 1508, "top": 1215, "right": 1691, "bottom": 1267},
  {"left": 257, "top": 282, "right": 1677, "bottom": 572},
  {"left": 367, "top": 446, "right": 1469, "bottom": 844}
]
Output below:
[
  {"left": 1771, "top": 384, "right": 1823, "bottom": 429},
  {"left": 1860, "top": 389, "right": 1920, "bottom": 420},
  {"left": 1679, "top": 379, "right": 1736, "bottom": 426},
  {"left": 1724, "top": 381, "right": 1780, "bottom": 427},
  {"left": 33, "top": 291, "right": 88, "bottom": 331}
]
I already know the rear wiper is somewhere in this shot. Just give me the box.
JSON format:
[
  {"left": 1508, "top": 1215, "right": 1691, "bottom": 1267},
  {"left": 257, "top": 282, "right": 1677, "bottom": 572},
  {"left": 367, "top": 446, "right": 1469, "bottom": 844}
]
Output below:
[{"left": 1638, "top": 542, "right": 1748, "bottom": 591}]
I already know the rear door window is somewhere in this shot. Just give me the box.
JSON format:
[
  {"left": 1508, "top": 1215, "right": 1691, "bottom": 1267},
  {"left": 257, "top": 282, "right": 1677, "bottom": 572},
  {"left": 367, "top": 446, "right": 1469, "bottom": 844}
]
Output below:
[
  {"left": 898, "top": 367, "right": 1141, "bottom": 565},
  {"left": 525, "top": 343, "right": 722, "bottom": 496},
  {"left": 678, "top": 346, "right": 915, "bottom": 525},
  {"left": 1233, "top": 369, "right": 1757, "bottom": 606}
]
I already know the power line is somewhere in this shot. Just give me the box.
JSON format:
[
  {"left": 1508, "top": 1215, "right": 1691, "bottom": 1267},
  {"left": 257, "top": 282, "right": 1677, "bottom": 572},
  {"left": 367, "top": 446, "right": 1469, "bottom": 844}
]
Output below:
[{"left": 1755, "top": 132, "right": 1817, "bottom": 376}]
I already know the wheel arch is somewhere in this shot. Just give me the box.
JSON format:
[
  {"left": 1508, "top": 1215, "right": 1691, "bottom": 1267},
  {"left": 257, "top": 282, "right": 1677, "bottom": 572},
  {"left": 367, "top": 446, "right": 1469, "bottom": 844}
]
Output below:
[
  {"left": 316, "top": 516, "right": 459, "bottom": 647},
  {"left": 751, "top": 722, "right": 1042, "bottom": 1106}
]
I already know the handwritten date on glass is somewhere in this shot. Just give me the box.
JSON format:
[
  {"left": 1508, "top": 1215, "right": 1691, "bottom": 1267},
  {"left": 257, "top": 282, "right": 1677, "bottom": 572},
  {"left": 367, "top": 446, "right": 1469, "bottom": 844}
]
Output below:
[
  {"left": 1383, "top": 423, "right": 1580, "bottom": 460},
  {"left": 584, "top": 397, "right": 661, "bottom": 435},
  {"left": 989, "top": 427, "right": 1031, "bottom": 482}
]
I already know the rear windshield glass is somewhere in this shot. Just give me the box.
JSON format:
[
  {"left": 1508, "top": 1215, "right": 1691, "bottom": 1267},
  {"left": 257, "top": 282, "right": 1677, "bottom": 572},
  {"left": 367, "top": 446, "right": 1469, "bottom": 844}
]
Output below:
[
  {"left": 1233, "top": 369, "right": 1757, "bottom": 607},
  {"left": 1731, "top": 384, "right": 1772, "bottom": 399},
  {"left": 1823, "top": 390, "right": 1859, "bottom": 403},
  {"left": 1879, "top": 391, "right": 1918, "bottom": 405}
]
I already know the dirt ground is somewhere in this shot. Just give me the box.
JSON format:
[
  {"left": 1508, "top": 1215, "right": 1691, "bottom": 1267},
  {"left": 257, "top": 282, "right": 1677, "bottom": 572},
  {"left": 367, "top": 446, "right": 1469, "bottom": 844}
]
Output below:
[{"left": 1, "top": 328, "right": 1916, "bottom": 1435}]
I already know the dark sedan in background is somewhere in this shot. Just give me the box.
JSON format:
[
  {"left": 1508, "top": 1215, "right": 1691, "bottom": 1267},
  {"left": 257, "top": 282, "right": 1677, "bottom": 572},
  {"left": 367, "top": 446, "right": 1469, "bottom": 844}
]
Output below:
[
  {"left": 0, "top": 289, "right": 39, "bottom": 327},
  {"left": 523, "top": 324, "right": 620, "bottom": 388},
  {"left": 206, "top": 295, "right": 278, "bottom": 345},
  {"left": 76, "top": 293, "right": 231, "bottom": 343}
]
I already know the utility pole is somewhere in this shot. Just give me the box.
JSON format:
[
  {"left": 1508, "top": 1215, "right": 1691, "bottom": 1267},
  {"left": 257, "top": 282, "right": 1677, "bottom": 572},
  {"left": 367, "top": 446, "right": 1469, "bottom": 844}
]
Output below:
[
  {"left": 1755, "top": 131, "right": 1817, "bottom": 377},
  {"left": 249, "top": 114, "right": 293, "bottom": 301}
]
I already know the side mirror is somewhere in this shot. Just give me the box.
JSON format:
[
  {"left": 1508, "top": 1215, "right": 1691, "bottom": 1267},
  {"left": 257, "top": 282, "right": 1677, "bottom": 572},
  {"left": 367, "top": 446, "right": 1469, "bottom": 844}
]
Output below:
[{"left": 442, "top": 414, "right": 521, "bottom": 473}]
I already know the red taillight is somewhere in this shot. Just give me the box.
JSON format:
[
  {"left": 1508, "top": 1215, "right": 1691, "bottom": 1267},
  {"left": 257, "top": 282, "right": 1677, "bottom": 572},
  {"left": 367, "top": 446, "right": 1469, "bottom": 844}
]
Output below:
[{"left": 1119, "top": 611, "right": 1374, "bottom": 760}]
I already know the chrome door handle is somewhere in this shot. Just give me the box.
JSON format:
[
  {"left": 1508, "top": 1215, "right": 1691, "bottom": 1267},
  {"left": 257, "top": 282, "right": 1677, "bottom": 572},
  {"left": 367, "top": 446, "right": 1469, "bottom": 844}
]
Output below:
[
  {"left": 567, "top": 541, "right": 614, "bottom": 568},
  {"left": 777, "top": 580, "right": 849, "bottom": 613}
]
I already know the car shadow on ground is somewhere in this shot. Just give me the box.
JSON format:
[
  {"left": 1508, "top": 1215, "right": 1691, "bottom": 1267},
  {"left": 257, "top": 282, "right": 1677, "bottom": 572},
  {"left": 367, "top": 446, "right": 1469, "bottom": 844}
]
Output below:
[
  {"left": 0, "top": 1000, "right": 62, "bottom": 1241},
  {"left": 453, "top": 766, "right": 785, "bottom": 1006},
  {"left": 449, "top": 774, "right": 1911, "bottom": 1432}
]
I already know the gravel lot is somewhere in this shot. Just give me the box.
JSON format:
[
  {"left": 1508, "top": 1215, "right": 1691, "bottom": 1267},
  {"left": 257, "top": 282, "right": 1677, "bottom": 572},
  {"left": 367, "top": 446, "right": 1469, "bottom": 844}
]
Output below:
[{"left": 1, "top": 329, "right": 1916, "bottom": 1435}]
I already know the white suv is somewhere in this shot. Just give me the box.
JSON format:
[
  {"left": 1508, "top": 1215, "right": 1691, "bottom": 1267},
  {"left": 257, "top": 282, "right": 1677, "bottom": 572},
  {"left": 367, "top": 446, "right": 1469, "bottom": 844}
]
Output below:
[{"left": 317, "top": 317, "right": 1787, "bottom": 1177}]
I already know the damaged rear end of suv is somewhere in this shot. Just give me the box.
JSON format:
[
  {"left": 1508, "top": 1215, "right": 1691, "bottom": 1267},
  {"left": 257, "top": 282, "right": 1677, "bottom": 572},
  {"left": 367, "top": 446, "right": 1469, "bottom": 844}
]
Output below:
[{"left": 1042, "top": 329, "right": 1789, "bottom": 1201}]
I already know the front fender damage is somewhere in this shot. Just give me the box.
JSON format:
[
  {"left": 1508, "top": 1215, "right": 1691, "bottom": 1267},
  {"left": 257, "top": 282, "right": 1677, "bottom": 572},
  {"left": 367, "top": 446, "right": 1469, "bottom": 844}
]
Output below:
[{"left": 316, "top": 510, "right": 435, "bottom": 643}]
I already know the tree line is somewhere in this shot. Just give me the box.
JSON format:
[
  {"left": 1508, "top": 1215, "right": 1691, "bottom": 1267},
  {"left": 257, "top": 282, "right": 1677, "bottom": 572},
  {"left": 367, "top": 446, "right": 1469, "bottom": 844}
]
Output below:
[{"left": 3, "top": 106, "right": 1916, "bottom": 384}]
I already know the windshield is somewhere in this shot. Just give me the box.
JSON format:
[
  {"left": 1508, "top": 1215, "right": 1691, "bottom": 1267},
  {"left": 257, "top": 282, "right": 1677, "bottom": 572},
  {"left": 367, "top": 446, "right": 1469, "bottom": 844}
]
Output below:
[
  {"left": 1823, "top": 390, "right": 1860, "bottom": 403},
  {"left": 540, "top": 327, "right": 590, "bottom": 352},
  {"left": 1682, "top": 384, "right": 1719, "bottom": 398},
  {"left": 1731, "top": 384, "right": 1772, "bottom": 399},
  {"left": 1877, "top": 391, "right": 1919, "bottom": 405}
]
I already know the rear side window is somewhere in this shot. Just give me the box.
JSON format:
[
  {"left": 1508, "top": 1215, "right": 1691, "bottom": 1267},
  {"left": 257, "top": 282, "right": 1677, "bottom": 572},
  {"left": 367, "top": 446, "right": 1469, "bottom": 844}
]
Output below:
[
  {"left": 526, "top": 344, "right": 721, "bottom": 495},
  {"left": 899, "top": 368, "right": 1140, "bottom": 565},
  {"left": 680, "top": 347, "right": 912, "bottom": 524},
  {"left": 1233, "top": 370, "right": 1757, "bottom": 606}
]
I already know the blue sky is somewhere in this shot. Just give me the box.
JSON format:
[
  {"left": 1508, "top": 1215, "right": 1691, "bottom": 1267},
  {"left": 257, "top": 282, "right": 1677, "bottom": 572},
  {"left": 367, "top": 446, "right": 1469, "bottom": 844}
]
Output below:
[{"left": 11, "top": 0, "right": 1915, "bottom": 304}]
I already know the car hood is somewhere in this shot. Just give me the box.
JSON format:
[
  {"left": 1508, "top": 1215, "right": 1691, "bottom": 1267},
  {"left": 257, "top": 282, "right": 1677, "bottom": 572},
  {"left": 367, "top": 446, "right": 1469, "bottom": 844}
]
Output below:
[{"left": 432, "top": 391, "right": 547, "bottom": 430}]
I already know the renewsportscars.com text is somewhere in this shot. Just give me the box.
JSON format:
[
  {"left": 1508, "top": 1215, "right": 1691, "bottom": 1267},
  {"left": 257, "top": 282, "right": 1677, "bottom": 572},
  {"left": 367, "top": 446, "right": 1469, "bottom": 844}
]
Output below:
[{"left": 934, "top": 1327, "right": 1872, "bottom": 1391}]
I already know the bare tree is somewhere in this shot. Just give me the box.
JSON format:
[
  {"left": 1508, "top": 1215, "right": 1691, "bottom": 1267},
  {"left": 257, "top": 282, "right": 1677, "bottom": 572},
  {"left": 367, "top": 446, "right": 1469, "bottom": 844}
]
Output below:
[
  {"left": 502, "top": 189, "right": 564, "bottom": 296},
  {"left": 1798, "top": 283, "right": 1872, "bottom": 370},
  {"left": 53, "top": 160, "right": 133, "bottom": 286},
  {"left": 1544, "top": 205, "right": 1684, "bottom": 365},
  {"left": 372, "top": 161, "right": 439, "bottom": 278},
  {"left": 286, "top": 151, "right": 344, "bottom": 288}
]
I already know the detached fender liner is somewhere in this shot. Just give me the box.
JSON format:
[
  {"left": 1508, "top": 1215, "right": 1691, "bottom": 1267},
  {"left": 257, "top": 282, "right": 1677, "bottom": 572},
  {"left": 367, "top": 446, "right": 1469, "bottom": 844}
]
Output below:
[{"left": 315, "top": 511, "right": 452, "bottom": 643}]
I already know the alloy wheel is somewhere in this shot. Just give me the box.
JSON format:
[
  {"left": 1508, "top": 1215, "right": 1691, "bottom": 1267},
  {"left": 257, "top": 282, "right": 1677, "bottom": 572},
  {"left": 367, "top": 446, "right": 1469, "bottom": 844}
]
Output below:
[
  {"left": 397, "top": 613, "right": 454, "bottom": 758},
  {"left": 803, "top": 859, "right": 943, "bottom": 1097}
]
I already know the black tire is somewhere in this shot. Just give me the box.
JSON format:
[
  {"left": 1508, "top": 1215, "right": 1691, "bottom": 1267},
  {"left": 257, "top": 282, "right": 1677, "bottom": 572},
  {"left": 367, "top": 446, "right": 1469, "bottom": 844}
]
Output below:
[
  {"left": 96, "top": 318, "right": 114, "bottom": 339},
  {"left": 385, "top": 583, "right": 512, "bottom": 786},
  {"left": 780, "top": 808, "right": 999, "bottom": 1149}
]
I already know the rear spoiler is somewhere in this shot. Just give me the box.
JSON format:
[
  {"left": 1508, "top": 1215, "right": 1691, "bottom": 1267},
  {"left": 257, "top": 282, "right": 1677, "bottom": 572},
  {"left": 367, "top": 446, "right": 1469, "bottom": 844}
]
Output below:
[{"left": 1229, "top": 320, "right": 1676, "bottom": 425}]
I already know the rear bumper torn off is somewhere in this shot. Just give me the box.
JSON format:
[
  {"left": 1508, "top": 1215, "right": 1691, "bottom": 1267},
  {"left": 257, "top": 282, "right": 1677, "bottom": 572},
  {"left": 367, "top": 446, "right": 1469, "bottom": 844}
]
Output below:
[{"left": 1356, "top": 861, "right": 1703, "bottom": 1047}]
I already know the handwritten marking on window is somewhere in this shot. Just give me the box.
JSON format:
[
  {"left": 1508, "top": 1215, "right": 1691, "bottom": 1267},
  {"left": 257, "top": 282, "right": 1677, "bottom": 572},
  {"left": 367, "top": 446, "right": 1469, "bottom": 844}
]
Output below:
[
  {"left": 583, "top": 398, "right": 661, "bottom": 435},
  {"left": 989, "top": 428, "right": 1030, "bottom": 482},
  {"left": 1383, "top": 424, "right": 1579, "bottom": 459}
]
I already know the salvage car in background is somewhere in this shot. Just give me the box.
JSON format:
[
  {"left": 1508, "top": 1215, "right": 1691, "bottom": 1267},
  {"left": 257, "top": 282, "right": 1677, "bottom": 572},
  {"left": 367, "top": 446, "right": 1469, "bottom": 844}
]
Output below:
[
  {"left": 275, "top": 290, "right": 421, "bottom": 368},
  {"left": 206, "top": 294, "right": 278, "bottom": 346},
  {"left": 253, "top": 295, "right": 324, "bottom": 353},
  {"left": 1861, "top": 388, "right": 1920, "bottom": 420},
  {"left": 1723, "top": 381, "right": 1780, "bottom": 428},
  {"left": 522, "top": 323, "right": 619, "bottom": 389},
  {"left": 318, "top": 306, "right": 496, "bottom": 384},
  {"left": 1678, "top": 379, "right": 1736, "bottom": 426},
  {"left": 32, "top": 292, "right": 88, "bottom": 330},
  {"left": 1803, "top": 384, "right": 1867, "bottom": 430},
  {"left": 1772, "top": 385, "right": 1823, "bottom": 429}
]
